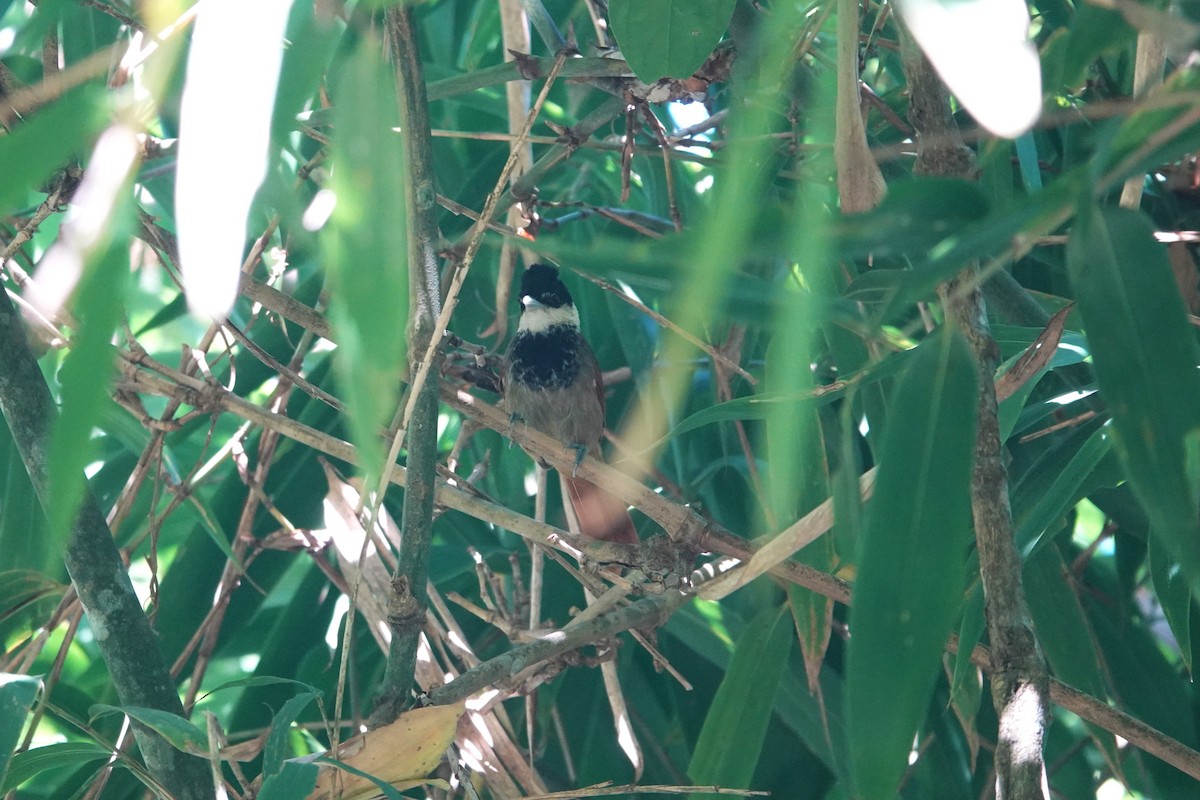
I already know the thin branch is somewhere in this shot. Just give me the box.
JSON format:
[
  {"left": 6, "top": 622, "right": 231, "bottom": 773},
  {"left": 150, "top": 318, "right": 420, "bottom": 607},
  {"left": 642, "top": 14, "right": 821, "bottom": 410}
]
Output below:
[
  {"left": 570, "top": 268, "right": 758, "bottom": 386},
  {"left": 80, "top": 0, "right": 145, "bottom": 31},
  {"left": 113, "top": 339, "right": 1200, "bottom": 781},
  {"left": 427, "top": 591, "right": 685, "bottom": 706}
]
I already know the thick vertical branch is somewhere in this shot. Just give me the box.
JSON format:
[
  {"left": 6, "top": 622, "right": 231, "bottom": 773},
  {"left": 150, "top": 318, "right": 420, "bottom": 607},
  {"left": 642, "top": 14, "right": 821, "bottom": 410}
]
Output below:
[
  {"left": 372, "top": 6, "right": 444, "bottom": 726},
  {"left": 898, "top": 30, "right": 1050, "bottom": 800},
  {"left": 0, "top": 288, "right": 211, "bottom": 796}
]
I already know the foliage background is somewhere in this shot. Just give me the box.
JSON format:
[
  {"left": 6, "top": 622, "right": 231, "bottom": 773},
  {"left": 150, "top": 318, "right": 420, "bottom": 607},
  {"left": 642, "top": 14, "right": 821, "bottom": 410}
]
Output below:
[{"left": 0, "top": 0, "right": 1199, "bottom": 798}]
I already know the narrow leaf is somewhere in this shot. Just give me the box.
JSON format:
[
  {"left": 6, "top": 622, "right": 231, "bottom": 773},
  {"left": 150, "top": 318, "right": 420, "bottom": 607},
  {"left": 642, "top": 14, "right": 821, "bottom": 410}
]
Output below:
[
  {"left": 687, "top": 604, "right": 793, "bottom": 797},
  {"left": 0, "top": 570, "right": 65, "bottom": 624},
  {"left": 175, "top": 0, "right": 294, "bottom": 318},
  {"left": 46, "top": 242, "right": 131, "bottom": 540},
  {"left": 90, "top": 704, "right": 207, "bottom": 754},
  {"left": 1066, "top": 206, "right": 1200, "bottom": 601},
  {"left": 1011, "top": 425, "right": 1113, "bottom": 557},
  {"left": 1024, "top": 547, "right": 1122, "bottom": 771},
  {"left": 846, "top": 330, "right": 978, "bottom": 799},
  {"left": 949, "top": 583, "right": 986, "bottom": 765},
  {"left": 263, "top": 692, "right": 319, "bottom": 778},
  {"left": 0, "top": 86, "right": 106, "bottom": 216},
  {"left": 0, "top": 742, "right": 110, "bottom": 793},
  {"left": 608, "top": 0, "right": 736, "bottom": 82},
  {"left": 0, "top": 674, "right": 39, "bottom": 787},
  {"left": 1149, "top": 534, "right": 1193, "bottom": 674},
  {"left": 259, "top": 761, "right": 319, "bottom": 800},
  {"left": 321, "top": 38, "right": 409, "bottom": 480}
]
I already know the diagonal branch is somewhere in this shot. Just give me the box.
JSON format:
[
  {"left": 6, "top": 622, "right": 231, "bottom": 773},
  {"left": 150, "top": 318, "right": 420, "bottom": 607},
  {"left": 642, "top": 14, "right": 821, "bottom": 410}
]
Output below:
[{"left": 112, "top": 337, "right": 1200, "bottom": 782}]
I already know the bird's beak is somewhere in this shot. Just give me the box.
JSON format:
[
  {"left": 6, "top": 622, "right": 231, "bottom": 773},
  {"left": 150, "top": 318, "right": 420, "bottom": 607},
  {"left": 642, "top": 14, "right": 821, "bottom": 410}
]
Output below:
[{"left": 521, "top": 295, "right": 545, "bottom": 310}]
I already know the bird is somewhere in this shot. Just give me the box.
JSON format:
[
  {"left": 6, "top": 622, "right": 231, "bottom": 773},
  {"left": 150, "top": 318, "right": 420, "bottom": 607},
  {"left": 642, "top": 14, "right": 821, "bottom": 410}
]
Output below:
[{"left": 502, "top": 263, "right": 638, "bottom": 545}]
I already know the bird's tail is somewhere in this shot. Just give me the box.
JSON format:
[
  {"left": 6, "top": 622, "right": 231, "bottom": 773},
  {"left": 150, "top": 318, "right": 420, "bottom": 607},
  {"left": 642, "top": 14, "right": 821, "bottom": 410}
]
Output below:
[{"left": 562, "top": 474, "right": 638, "bottom": 544}]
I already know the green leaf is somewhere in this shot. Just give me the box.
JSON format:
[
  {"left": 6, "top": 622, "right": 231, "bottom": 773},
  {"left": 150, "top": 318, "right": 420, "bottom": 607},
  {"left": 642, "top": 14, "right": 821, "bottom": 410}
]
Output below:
[
  {"left": 0, "top": 418, "right": 52, "bottom": 577},
  {"left": 950, "top": 584, "right": 985, "bottom": 718},
  {"left": 322, "top": 37, "right": 409, "bottom": 480},
  {"left": 1066, "top": 206, "right": 1200, "bottom": 601},
  {"left": 47, "top": 237, "right": 131, "bottom": 541},
  {"left": 994, "top": 323, "right": 1090, "bottom": 441},
  {"left": 1049, "top": 3, "right": 1134, "bottom": 93},
  {"left": 1087, "top": 598, "right": 1200, "bottom": 797},
  {"left": 259, "top": 760, "right": 319, "bottom": 800},
  {"left": 1011, "top": 425, "right": 1113, "bottom": 557},
  {"left": 90, "top": 704, "right": 207, "bottom": 754},
  {"left": 312, "top": 756, "right": 409, "bottom": 800},
  {"left": 0, "top": 674, "right": 40, "bottom": 788},
  {"left": 687, "top": 604, "right": 793, "bottom": 796},
  {"left": 272, "top": 1, "right": 344, "bottom": 145},
  {"left": 1149, "top": 533, "right": 1193, "bottom": 674},
  {"left": 1024, "top": 546, "right": 1121, "bottom": 770},
  {"left": 846, "top": 329, "right": 978, "bottom": 800},
  {"left": 1095, "top": 62, "right": 1200, "bottom": 188},
  {"left": 608, "top": 0, "right": 736, "bottom": 82},
  {"left": 658, "top": 348, "right": 913, "bottom": 447},
  {"left": 876, "top": 176, "right": 1080, "bottom": 317},
  {"left": 1014, "top": 133, "right": 1043, "bottom": 192},
  {"left": 0, "top": 742, "right": 110, "bottom": 793},
  {"left": 0, "top": 570, "right": 65, "bottom": 624},
  {"left": 263, "top": 691, "right": 319, "bottom": 778},
  {"left": 833, "top": 178, "right": 992, "bottom": 260},
  {"left": 0, "top": 86, "right": 106, "bottom": 215},
  {"left": 201, "top": 675, "right": 321, "bottom": 700},
  {"left": 47, "top": 270, "right": 130, "bottom": 546}
]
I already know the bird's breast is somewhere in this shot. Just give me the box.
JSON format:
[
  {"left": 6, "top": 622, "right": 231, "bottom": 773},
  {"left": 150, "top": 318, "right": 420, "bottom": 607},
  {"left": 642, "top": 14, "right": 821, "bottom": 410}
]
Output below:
[{"left": 504, "top": 325, "right": 603, "bottom": 448}]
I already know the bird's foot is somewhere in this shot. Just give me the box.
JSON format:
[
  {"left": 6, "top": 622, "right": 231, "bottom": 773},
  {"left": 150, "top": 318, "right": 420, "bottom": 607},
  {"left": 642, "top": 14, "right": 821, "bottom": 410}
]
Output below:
[
  {"left": 504, "top": 412, "right": 523, "bottom": 448},
  {"left": 567, "top": 443, "right": 588, "bottom": 477}
]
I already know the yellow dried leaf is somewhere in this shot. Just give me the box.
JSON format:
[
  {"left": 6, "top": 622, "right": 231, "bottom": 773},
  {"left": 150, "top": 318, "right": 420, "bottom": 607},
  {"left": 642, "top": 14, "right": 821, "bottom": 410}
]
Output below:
[{"left": 307, "top": 702, "right": 465, "bottom": 799}]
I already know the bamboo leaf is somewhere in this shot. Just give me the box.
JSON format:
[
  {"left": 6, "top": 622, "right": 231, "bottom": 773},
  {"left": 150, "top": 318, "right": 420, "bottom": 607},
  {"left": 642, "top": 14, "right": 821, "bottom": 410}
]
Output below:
[
  {"left": 687, "top": 604, "right": 793, "bottom": 797},
  {"left": 263, "top": 692, "right": 320, "bottom": 778},
  {"left": 321, "top": 38, "right": 409, "bottom": 480},
  {"left": 0, "top": 674, "right": 39, "bottom": 788},
  {"left": 259, "top": 761, "right": 319, "bottom": 800},
  {"left": 47, "top": 245, "right": 130, "bottom": 542},
  {"left": 608, "top": 0, "right": 736, "bottom": 82},
  {"left": 846, "top": 329, "right": 977, "bottom": 799},
  {"left": 1011, "top": 425, "right": 1114, "bottom": 557},
  {"left": 0, "top": 742, "right": 110, "bottom": 793},
  {"left": 90, "top": 704, "right": 208, "bottom": 754},
  {"left": 0, "top": 86, "right": 106, "bottom": 215},
  {"left": 1025, "top": 546, "right": 1122, "bottom": 771},
  {"left": 1067, "top": 206, "right": 1200, "bottom": 601}
]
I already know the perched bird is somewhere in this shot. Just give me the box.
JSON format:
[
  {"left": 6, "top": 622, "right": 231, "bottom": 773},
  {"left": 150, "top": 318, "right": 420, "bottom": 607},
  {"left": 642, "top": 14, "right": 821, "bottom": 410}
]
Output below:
[{"left": 502, "top": 263, "right": 637, "bottom": 544}]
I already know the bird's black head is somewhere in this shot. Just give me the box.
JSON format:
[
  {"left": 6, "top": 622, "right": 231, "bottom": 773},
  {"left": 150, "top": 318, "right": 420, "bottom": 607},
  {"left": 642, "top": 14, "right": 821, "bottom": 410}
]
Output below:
[{"left": 520, "top": 263, "right": 574, "bottom": 310}]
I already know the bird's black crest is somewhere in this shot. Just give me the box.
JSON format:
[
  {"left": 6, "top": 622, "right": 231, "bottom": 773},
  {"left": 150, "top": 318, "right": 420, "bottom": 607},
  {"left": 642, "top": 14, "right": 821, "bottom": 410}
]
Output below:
[{"left": 520, "top": 263, "right": 574, "bottom": 309}]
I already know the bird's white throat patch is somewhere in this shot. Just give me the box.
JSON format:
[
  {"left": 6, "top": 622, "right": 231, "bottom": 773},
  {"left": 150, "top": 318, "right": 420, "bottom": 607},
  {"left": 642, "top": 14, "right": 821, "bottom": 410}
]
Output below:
[{"left": 518, "top": 301, "right": 580, "bottom": 333}]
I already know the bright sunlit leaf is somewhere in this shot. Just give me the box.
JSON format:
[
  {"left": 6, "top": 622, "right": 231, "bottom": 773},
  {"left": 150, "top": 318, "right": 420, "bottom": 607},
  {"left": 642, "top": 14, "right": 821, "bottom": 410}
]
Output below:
[
  {"left": 175, "top": 0, "right": 294, "bottom": 320},
  {"left": 897, "top": 0, "right": 1041, "bottom": 138}
]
